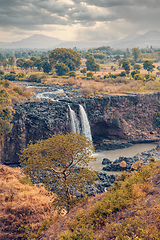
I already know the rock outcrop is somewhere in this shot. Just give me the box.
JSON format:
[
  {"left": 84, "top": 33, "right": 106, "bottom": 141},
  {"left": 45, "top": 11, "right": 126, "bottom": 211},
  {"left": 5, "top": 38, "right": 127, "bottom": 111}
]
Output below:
[{"left": 1, "top": 88, "right": 160, "bottom": 166}]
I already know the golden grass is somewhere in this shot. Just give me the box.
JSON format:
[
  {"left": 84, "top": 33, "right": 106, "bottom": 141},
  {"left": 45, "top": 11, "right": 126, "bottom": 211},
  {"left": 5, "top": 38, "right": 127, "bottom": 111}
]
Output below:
[
  {"left": 42, "top": 75, "right": 160, "bottom": 97},
  {"left": 0, "top": 165, "right": 57, "bottom": 240}
]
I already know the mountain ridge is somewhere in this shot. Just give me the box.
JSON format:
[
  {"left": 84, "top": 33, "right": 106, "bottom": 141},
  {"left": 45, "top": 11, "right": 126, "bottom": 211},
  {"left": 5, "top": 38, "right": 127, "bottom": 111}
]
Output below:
[{"left": 1, "top": 30, "right": 160, "bottom": 49}]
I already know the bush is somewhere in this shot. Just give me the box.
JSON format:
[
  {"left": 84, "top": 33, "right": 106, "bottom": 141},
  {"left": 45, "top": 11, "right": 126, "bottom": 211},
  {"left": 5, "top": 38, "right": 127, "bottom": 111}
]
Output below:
[
  {"left": 0, "top": 70, "right": 4, "bottom": 75},
  {"left": 27, "top": 73, "right": 42, "bottom": 83},
  {"left": 69, "top": 71, "right": 76, "bottom": 78},
  {"left": 87, "top": 72, "right": 94, "bottom": 78},
  {"left": 4, "top": 73, "right": 16, "bottom": 81},
  {"left": 79, "top": 87, "right": 94, "bottom": 98},
  {"left": 153, "top": 112, "right": 160, "bottom": 128},
  {"left": 17, "top": 72, "right": 26, "bottom": 78}
]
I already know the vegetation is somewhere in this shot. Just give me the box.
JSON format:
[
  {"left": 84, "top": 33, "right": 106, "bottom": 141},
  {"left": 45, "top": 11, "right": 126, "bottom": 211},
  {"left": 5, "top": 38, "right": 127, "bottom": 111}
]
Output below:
[
  {"left": 49, "top": 48, "right": 81, "bottom": 71},
  {"left": 0, "top": 80, "right": 33, "bottom": 143},
  {"left": 20, "top": 132, "right": 97, "bottom": 213},
  {"left": 0, "top": 165, "right": 57, "bottom": 240},
  {"left": 58, "top": 161, "right": 160, "bottom": 240}
]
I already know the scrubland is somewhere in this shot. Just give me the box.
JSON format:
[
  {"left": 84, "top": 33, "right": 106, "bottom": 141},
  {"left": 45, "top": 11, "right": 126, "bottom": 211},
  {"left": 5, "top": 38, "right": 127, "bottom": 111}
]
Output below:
[{"left": 0, "top": 165, "right": 58, "bottom": 240}]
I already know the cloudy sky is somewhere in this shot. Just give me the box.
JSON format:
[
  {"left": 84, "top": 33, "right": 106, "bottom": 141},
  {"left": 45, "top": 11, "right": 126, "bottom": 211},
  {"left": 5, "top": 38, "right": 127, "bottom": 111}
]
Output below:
[{"left": 0, "top": 0, "right": 160, "bottom": 42}]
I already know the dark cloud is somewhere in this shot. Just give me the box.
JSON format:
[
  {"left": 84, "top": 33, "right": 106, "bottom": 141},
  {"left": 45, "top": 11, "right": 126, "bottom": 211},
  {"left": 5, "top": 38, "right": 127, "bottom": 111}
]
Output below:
[{"left": 0, "top": 0, "right": 160, "bottom": 41}]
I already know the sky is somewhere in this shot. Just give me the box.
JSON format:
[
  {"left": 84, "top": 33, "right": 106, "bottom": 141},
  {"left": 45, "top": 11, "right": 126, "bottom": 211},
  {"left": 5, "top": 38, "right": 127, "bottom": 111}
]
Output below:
[{"left": 0, "top": 0, "right": 160, "bottom": 42}]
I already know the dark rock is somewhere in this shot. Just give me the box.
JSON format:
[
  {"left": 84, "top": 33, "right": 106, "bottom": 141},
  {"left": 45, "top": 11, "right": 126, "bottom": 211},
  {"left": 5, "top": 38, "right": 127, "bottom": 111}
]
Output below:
[{"left": 102, "top": 158, "right": 112, "bottom": 165}]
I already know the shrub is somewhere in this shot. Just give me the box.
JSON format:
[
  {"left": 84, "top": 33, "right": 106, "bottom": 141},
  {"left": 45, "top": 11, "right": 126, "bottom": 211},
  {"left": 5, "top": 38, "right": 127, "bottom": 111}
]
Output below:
[
  {"left": 4, "top": 73, "right": 16, "bottom": 81},
  {"left": 87, "top": 72, "right": 94, "bottom": 78},
  {"left": 69, "top": 71, "right": 76, "bottom": 78},
  {"left": 79, "top": 87, "right": 94, "bottom": 98},
  {"left": 0, "top": 70, "right": 4, "bottom": 75},
  {"left": 153, "top": 112, "right": 160, "bottom": 128}
]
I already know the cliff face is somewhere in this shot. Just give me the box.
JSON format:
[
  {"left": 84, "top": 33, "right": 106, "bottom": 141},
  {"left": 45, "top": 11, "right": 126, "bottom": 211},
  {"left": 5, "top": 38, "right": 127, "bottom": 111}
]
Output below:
[{"left": 1, "top": 93, "right": 160, "bottom": 165}]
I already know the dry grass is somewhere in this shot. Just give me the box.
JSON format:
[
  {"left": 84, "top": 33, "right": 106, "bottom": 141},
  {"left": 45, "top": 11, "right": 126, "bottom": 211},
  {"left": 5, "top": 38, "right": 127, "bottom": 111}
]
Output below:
[
  {"left": 42, "top": 75, "right": 160, "bottom": 97},
  {"left": 0, "top": 165, "right": 57, "bottom": 240}
]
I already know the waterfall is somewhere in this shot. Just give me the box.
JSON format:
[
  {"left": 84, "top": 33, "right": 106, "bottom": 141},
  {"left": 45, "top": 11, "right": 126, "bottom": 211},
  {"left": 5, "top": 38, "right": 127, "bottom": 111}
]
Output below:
[
  {"left": 68, "top": 105, "right": 80, "bottom": 134},
  {"left": 79, "top": 104, "right": 92, "bottom": 141}
]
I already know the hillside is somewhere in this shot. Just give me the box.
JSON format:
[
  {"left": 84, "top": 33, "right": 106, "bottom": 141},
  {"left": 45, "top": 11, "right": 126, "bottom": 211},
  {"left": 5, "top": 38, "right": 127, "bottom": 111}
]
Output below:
[
  {"left": 0, "top": 165, "right": 58, "bottom": 240},
  {"left": 110, "top": 30, "right": 160, "bottom": 49},
  {"left": 1, "top": 30, "right": 160, "bottom": 49},
  {"left": 37, "top": 161, "right": 160, "bottom": 240}
]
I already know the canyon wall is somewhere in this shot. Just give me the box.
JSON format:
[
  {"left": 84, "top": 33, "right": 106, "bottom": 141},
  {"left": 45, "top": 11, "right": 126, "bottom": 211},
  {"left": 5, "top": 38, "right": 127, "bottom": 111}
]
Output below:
[{"left": 1, "top": 93, "right": 160, "bottom": 165}]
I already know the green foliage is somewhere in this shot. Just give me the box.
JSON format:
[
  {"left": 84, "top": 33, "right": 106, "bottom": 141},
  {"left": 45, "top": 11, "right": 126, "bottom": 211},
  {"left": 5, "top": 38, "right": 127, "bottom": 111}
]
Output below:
[
  {"left": 69, "top": 71, "right": 76, "bottom": 78},
  {"left": 144, "top": 74, "right": 156, "bottom": 81},
  {"left": 0, "top": 70, "right": 4, "bottom": 76},
  {"left": 80, "top": 68, "right": 87, "bottom": 75},
  {"left": 122, "top": 59, "right": 131, "bottom": 74},
  {"left": 134, "top": 64, "right": 141, "bottom": 70},
  {"left": 143, "top": 60, "right": 155, "bottom": 73},
  {"left": 86, "top": 55, "right": 100, "bottom": 72},
  {"left": 4, "top": 73, "right": 16, "bottom": 81},
  {"left": 19, "top": 176, "right": 33, "bottom": 186},
  {"left": 60, "top": 163, "right": 156, "bottom": 238},
  {"left": 58, "top": 229, "right": 94, "bottom": 240},
  {"left": 132, "top": 48, "right": 141, "bottom": 62},
  {"left": 42, "top": 61, "right": 52, "bottom": 73},
  {"left": 153, "top": 112, "right": 160, "bottom": 128},
  {"left": 17, "top": 72, "right": 26, "bottom": 78},
  {"left": 134, "top": 74, "right": 144, "bottom": 80},
  {"left": 49, "top": 48, "right": 81, "bottom": 71},
  {"left": 27, "top": 73, "right": 43, "bottom": 82},
  {"left": 55, "top": 63, "right": 70, "bottom": 76},
  {"left": 37, "top": 219, "right": 54, "bottom": 235},
  {"left": 131, "top": 69, "right": 140, "bottom": 78},
  {"left": 20, "top": 133, "right": 96, "bottom": 212},
  {"left": 87, "top": 72, "right": 94, "bottom": 78}
]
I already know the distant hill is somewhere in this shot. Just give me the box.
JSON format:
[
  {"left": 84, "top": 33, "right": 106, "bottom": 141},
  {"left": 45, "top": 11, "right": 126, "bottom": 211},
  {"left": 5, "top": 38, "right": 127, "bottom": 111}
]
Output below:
[
  {"left": 110, "top": 30, "right": 160, "bottom": 49},
  {"left": 0, "top": 34, "right": 108, "bottom": 49},
  {"left": 0, "top": 34, "right": 62, "bottom": 49},
  {"left": 1, "top": 30, "right": 160, "bottom": 50}
]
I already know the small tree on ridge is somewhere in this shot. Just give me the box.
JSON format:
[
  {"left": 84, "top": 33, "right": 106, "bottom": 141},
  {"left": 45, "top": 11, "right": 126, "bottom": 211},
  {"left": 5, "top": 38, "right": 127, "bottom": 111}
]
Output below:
[{"left": 20, "top": 132, "right": 96, "bottom": 212}]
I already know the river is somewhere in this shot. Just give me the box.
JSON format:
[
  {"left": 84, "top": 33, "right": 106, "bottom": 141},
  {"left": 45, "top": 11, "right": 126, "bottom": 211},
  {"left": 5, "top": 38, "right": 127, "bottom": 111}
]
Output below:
[{"left": 90, "top": 143, "right": 157, "bottom": 172}]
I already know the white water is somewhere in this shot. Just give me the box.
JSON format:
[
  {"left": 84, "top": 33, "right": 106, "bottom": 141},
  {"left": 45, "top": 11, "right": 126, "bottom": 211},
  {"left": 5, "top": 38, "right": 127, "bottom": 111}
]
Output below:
[
  {"left": 68, "top": 105, "right": 80, "bottom": 134},
  {"left": 36, "top": 89, "right": 64, "bottom": 100},
  {"left": 79, "top": 104, "right": 92, "bottom": 141},
  {"left": 89, "top": 143, "right": 157, "bottom": 172}
]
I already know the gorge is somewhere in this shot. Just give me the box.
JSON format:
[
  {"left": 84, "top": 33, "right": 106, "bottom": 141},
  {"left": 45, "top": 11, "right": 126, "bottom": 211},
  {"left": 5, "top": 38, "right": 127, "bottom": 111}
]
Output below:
[{"left": 1, "top": 84, "right": 160, "bottom": 166}]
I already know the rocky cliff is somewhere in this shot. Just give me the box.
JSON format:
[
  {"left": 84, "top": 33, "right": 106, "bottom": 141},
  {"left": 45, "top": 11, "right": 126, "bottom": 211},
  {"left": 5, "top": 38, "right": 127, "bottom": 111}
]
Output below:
[{"left": 1, "top": 93, "right": 160, "bottom": 165}]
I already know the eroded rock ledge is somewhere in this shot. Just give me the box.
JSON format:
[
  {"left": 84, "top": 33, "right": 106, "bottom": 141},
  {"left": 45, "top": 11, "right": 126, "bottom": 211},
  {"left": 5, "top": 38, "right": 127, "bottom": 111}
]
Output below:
[{"left": 1, "top": 91, "right": 160, "bottom": 165}]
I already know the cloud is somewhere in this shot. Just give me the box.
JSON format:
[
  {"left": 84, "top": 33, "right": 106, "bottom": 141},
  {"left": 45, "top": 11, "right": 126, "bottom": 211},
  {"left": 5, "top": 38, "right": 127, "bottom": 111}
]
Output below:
[{"left": 0, "top": 0, "right": 160, "bottom": 41}]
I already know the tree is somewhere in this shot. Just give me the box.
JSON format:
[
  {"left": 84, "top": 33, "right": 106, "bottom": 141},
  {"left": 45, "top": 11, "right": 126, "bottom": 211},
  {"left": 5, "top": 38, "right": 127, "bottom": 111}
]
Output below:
[
  {"left": 55, "top": 62, "right": 69, "bottom": 76},
  {"left": 122, "top": 59, "right": 131, "bottom": 74},
  {"left": 20, "top": 133, "right": 96, "bottom": 212},
  {"left": 131, "top": 69, "right": 140, "bottom": 79},
  {"left": 86, "top": 55, "right": 100, "bottom": 72},
  {"left": 8, "top": 56, "right": 15, "bottom": 68},
  {"left": 16, "top": 58, "right": 26, "bottom": 69},
  {"left": 143, "top": 60, "right": 155, "bottom": 74},
  {"left": 80, "top": 68, "right": 87, "bottom": 76},
  {"left": 69, "top": 71, "right": 76, "bottom": 78},
  {"left": 132, "top": 48, "right": 141, "bottom": 62},
  {"left": 49, "top": 48, "right": 81, "bottom": 71},
  {"left": 134, "top": 64, "right": 141, "bottom": 70},
  {"left": 42, "top": 61, "right": 52, "bottom": 73}
]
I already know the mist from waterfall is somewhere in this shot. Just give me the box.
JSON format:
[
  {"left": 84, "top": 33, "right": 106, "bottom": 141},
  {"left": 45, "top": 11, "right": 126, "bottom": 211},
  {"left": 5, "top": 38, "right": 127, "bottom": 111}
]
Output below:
[
  {"left": 79, "top": 104, "right": 92, "bottom": 141},
  {"left": 68, "top": 105, "right": 80, "bottom": 134}
]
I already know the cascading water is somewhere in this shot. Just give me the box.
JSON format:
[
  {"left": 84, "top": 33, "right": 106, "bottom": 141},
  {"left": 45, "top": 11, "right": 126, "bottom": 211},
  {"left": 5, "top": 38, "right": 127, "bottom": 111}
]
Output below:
[
  {"left": 79, "top": 104, "right": 92, "bottom": 141},
  {"left": 68, "top": 105, "right": 80, "bottom": 134}
]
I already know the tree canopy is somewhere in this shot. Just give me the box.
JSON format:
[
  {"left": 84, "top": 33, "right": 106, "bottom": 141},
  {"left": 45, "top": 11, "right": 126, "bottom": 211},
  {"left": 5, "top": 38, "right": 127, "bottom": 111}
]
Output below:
[
  {"left": 143, "top": 60, "right": 155, "bottom": 73},
  {"left": 122, "top": 59, "right": 131, "bottom": 74},
  {"left": 20, "top": 132, "right": 97, "bottom": 212},
  {"left": 49, "top": 48, "right": 81, "bottom": 71},
  {"left": 85, "top": 55, "right": 100, "bottom": 72}
]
